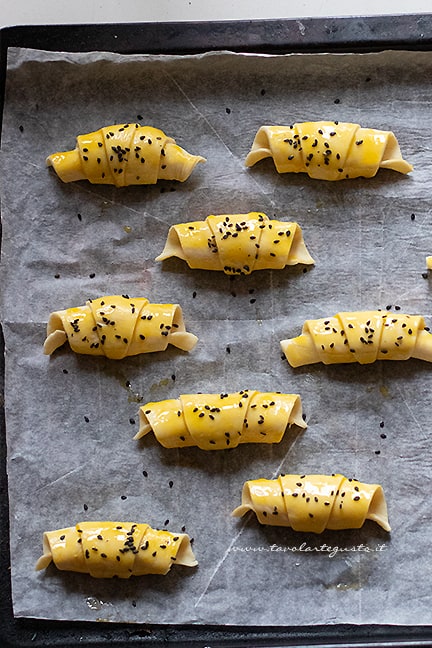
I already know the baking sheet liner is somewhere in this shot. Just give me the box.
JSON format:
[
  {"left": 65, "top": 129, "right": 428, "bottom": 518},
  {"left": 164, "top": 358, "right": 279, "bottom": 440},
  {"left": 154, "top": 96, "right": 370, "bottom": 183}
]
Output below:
[{"left": 1, "top": 46, "right": 432, "bottom": 624}]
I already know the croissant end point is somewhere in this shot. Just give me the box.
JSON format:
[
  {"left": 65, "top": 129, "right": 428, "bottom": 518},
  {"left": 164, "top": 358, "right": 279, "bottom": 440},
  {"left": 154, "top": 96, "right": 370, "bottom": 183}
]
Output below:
[
  {"left": 43, "top": 330, "right": 68, "bottom": 355},
  {"left": 231, "top": 504, "right": 250, "bottom": 518},
  {"left": 175, "top": 536, "right": 198, "bottom": 567},
  {"left": 171, "top": 151, "right": 206, "bottom": 183},
  {"left": 46, "top": 150, "right": 86, "bottom": 183}
]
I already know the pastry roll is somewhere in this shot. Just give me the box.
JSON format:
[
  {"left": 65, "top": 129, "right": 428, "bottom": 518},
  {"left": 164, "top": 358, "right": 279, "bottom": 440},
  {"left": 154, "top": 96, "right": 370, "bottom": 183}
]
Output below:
[
  {"left": 232, "top": 473, "right": 390, "bottom": 533},
  {"left": 426, "top": 256, "right": 432, "bottom": 270},
  {"left": 155, "top": 212, "right": 314, "bottom": 275},
  {"left": 43, "top": 295, "right": 198, "bottom": 359},
  {"left": 46, "top": 123, "right": 205, "bottom": 186},
  {"left": 281, "top": 310, "right": 432, "bottom": 367},
  {"left": 35, "top": 521, "right": 197, "bottom": 578},
  {"left": 245, "top": 121, "right": 413, "bottom": 181},
  {"left": 135, "top": 390, "right": 306, "bottom": 449}
]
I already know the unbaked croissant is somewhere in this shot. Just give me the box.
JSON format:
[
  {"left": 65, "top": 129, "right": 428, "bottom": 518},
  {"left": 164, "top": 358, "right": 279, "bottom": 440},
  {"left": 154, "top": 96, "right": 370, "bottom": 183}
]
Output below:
[
  {"left": 155, "top": 212, "right": 314, "bottom": 275},
  {"left": 232, "top": 473, "right": 390, "bottom": 533},
  {"left": 35, "top": 521, "right": 197, "bottom": 578},
  {"left": 245, "top": 121, "right": 413, "bottom": 181},
  {"left": 281, "top": 310, "right": 432, "bottom": 367},
  {"left": 135, "top": 390, "right": 306, "bottom": 449},
  {"left": 43, "top": 295, "right": 198, "bottom": 359},
  {"left": 46, "top": 123, "right": 205, "bottom": 186}
]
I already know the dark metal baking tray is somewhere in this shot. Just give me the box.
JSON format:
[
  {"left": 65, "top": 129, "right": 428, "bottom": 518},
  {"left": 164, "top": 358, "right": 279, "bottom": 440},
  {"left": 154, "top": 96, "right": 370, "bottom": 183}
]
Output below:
[{"left": 1, "top": 14, "right": 432, "bottom": 648}]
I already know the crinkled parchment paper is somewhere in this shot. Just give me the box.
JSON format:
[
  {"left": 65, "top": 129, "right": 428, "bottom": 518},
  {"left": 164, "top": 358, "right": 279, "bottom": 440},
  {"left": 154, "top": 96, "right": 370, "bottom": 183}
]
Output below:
[{"left": 1, "top": 46, "right": 432, "bottom": 624}]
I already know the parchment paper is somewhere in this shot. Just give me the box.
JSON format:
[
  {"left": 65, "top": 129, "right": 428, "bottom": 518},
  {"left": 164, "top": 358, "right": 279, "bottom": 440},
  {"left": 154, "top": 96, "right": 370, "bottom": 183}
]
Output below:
[{"left": 1, "top": 46, "right": 432, "bottom": 625}]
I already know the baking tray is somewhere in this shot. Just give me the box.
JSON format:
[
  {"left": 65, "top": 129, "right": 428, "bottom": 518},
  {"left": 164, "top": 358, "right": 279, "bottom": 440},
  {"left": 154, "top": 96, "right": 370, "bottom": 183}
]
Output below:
[{"left": 2, "top": 14, "right": 432, "bottom": 648}]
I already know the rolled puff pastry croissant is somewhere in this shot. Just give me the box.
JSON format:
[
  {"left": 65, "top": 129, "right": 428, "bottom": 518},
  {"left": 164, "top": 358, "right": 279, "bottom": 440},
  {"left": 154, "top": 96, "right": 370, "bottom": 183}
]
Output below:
[
  {"left": 232, "top": 473, "right": 390, "bottom": 533},
  {"left": 155, "top": 212, "right": 314, "bottom": 275},
  {"left": 35, "top": 521, "right": 197, "bottom": 578},
  {"left": 43, "top": 295, "right": 198, "bottom": 359},
  {"left": 281, "top": 310, "right": 432, "bottom": 367},
  {"left": 245, "top": 121, "right": 413, "bottom": 181},
  {"left": 46, "top": 123, "right": 205, "bottom": 186},
  {"left": 135, "top": 390, "right": 306, "bottom": 449}
]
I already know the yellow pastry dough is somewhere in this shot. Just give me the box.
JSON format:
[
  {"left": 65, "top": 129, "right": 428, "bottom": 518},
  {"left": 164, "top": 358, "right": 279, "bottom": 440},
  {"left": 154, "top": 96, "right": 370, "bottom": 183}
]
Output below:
[
  {"left": 281, "top": 310, "right": 432, "bottom": 367},
  {"left": 135, "top": 390, "right": 306, "bottom": 449},
  {"left": 232, "top": 473, "right": 390, "bottom": 533},
  {"left": 35, "top": 521, "right": 197, "bottom": 578},
  {"left": 426, "top": 256, "right": 432, "bottom": 270},
  {"left": 43, "top": 295, "right": 198, "bottom": 359},
  {"left": 155, "top": 212, "right": 314, "bottom": 275},
  {"left": 245, "top": 121, "right": 413, "bottom": 181},
  {"left": 46, "top": 123, "right": 205, "bottom": 186}
]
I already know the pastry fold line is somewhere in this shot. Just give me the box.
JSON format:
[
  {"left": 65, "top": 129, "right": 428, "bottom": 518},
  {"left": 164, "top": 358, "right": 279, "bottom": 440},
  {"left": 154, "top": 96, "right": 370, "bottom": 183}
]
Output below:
[
  {"left": 280, "top": 310, "right": 432, "bottom": 367},
  {"left": 245, "top": 121, "right": 412, "bottom": 180},
  {"left": 46, "top": 123, "right": 205, "bottom": 186},
  {"left": 136, "top": 390, "right": 306, "bottom": 449},
  {"left": 155, "top": 212, "right": 314, "bottom": 275},
  {"left": 232, "top": 473, "right": 390, "bottom": 533},
  {"left": 35, "top": 521, "right": 197, "bottom": 577},
  {"left": 44, "top": 295, "right": 198, "bottom": 359}
]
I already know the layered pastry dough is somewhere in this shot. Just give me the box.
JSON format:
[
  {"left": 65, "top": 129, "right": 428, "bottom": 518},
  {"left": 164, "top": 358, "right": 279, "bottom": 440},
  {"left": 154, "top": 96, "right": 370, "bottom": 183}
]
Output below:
[
  {"left": 135, "top": 390, "right": 306, "bottom": 449},
  {"left": 155, "top": 212, "right": 314, "bottom": 275},
  {"left": 232, "top": 473, "right": 390, "bottom": 533},
  {"left": 245, "top": 121, "right": 413, "bottom": 181},
  {"left": 35, "top": 521, "right": 197, "bottom": 578},
  {"left": 46, "top": 123, "right": 205, "bottom": 186},
  {"left": 281, "top": 310, "right": 432, "bottom": 367},
  {"left": 43, "top": 295, "right": 198, "bottom": 359}
]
